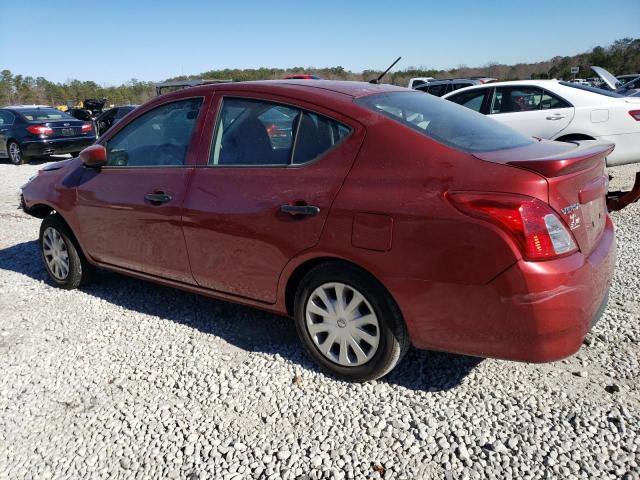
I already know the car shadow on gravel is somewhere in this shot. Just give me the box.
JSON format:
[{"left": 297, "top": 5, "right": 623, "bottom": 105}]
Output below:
[{"left": 0, "top": 240, "right": 482, "bottom": 392}]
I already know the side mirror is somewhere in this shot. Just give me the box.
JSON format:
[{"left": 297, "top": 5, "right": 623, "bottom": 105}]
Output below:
[{"left": 79, "top": 144, "right": 107, "bottom": 168}]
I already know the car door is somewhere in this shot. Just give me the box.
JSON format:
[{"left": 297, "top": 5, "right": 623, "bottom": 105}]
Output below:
[
  {"left": 75, "top": 96, "right": 208, "bottom": 283},
  {"left": 181, "top": 95, "right": 365, "bottom": 303},
  {"left": 488, "top": 86, "right": 574, "bottom": 138},
  {"left": 0, "top": 110, "right": 15, "bottom": 157}
]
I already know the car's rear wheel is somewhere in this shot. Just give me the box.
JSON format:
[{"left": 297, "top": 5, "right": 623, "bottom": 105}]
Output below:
[
  {"left": 39, "top": 215, "right": 94, "bottom": 289},
  {"left": 8, "top": 141, "right": 28, "bottom": 165},
  {"left": 294, "top": 262, "right": 409, "bottom": 382}
]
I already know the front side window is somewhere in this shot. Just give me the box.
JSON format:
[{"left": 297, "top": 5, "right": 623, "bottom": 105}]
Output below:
[
  {"left": 448, "top": 89, "right": 488, "bottom": 112},
  {"left": 106, "top": 98, "right": 202, "bottom": 167},
  {"left": 356, "top": 91, "right": 535, "bottom": 153},
  {"left": 210, "top": 98, "right": 350, "bottom": 166}
]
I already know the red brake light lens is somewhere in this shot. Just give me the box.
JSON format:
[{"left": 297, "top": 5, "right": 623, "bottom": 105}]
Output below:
[
  {"left": 629, "top": 110, "right": 640, "bottom": 121},
  {"left": 81, "top": 122, "right": 93, "bottom": 133},
  {"left": 26, "top": 125, "right": 54, "bottom": 136},
  {"left": 448, "top": 192, "right": 578, "bottom": 261}
]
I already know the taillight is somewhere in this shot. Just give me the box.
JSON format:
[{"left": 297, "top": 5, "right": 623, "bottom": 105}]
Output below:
[
  {"left": 26, "top": 125, "right": 54, "bottom": 136},
  {"left": 81, "top": 122, "right": 93, "bottom": 133},
  {"left": 448, "top": 192, "right": 578, "bottom": 260},
  {"left": 629, "top": 110, "right": 640, "bottom": 121}
]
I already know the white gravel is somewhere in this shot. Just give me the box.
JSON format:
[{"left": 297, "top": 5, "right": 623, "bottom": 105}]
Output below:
[{"left": 1, "top": 159, "right": 638, "bottom": 480}]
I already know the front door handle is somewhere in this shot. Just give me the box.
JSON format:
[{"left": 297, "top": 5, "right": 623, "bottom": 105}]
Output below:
[
  {"left": 280, "top": 204, "right": 320, "bottom": 216},
  {"left": 144, "top": 192, "right": 172, "bottom": 204}
]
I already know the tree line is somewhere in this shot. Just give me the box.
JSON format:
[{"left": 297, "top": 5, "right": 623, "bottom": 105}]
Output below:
[{"left": 1, "top": 38, "right": 637, "bottom": 108}]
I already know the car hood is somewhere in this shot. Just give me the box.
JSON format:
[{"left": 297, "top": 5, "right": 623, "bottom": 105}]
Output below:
[
  {"left": 591, "top": 66, "right": 620, "bottom": 90},
  {"left": 40, "top": 157, "right": 75, "bottom": 172}
]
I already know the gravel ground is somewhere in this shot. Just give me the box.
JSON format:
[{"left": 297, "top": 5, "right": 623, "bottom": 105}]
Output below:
[{"left": 0, "top": 159, "right": 638, "bottom": 480}]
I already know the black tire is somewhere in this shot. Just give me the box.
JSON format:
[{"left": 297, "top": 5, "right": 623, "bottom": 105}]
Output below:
[
  {"left": 294, "top": 261, "right": 410, "bottom": 382},
  {"left": 39, "top": 214, "right": 94, "bottom": 289},
  {"left": 8, "top": 141, "right": 28, "bottom": 165}
]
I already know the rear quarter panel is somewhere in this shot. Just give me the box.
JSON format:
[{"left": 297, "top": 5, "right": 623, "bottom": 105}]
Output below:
[{"left": 303, "top": 114, "right": 549, "bottom": 287}]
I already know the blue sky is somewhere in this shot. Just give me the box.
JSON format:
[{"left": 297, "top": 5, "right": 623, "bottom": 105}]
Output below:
[{"left": 2, "top": 0, "right": 638, "bottom": 85}]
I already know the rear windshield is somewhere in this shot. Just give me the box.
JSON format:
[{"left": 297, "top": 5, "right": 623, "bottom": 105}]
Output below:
[
  {"left": 356, "top": 92, "right": 534, "bottom": 153},
  {"left": 19, "top": 109, "right": 74, "bottom": 121},
  {"left": 558, "top": 81, "right": 623, "bottom": 98}
]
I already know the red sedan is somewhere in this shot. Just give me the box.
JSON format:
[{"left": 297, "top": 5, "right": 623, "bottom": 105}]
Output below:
[{"left": 21, "top": 80, "right": 616, "bottom": 381}]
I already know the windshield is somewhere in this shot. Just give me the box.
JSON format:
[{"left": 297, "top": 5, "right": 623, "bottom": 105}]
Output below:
[
  {"left": 558, "top": 81, "right": 624, "bottom": 98},
  {"left": 19, "top": 109, "right": 75, "bottom": 121},
  {"left": 356, "top": 91, "right": 535, "bottom": 153}
]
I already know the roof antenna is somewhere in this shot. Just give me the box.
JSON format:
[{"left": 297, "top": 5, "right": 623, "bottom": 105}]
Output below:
[{"left": 370, "top": 56, "right": 402, "bottom": 84}]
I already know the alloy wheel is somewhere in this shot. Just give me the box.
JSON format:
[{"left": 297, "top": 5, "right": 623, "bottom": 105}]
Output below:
[
  {"left": 305, "top": 282, "right": 380, "bottom": 367},
  {"left": 42, "top": 227, "right": 70, "bottom": 280},
  {"left": 9, "top": 143, "right": 22, "bottom": 164}
]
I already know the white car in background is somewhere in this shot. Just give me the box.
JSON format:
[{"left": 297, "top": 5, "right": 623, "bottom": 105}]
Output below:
[
  {"left": 442, "top": 80, "right": 640, "bottom": 166},
  {"left": 407, "top": 77, "right": 435, "bottom": 89}
]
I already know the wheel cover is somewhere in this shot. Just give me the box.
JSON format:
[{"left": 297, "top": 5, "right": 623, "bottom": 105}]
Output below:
[
  {"left": 42, "top": 227, "right": 70, "bottom": 280},
  {"left": 305, "top": 282, "right": 380, "bottom": 367},
  {"left": 9, "top": 143, "right": 21, "bottom": 163}
]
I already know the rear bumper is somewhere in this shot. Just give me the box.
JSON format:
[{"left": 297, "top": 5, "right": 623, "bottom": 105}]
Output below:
[
  {"left": 22, "top": 137, "right": 95, "bottom": 156},
  {"left": 384, "top": 215, "right": 616, "bottom": 362}
]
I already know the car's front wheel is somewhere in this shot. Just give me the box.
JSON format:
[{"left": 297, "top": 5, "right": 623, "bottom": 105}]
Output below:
[
  {"left": 39, "top": 215, "right": 94, "bottom": 289},
  {"left": 8, "top": 141, "right": 28, "bottom": 165},
  {"left": 294, "top": 262, "right": 409, "bottom": 382}
]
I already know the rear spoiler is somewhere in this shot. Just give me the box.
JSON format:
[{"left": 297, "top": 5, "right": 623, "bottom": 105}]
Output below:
[{"left": 505, "top": 142, "right": 615, "bottom": 177}]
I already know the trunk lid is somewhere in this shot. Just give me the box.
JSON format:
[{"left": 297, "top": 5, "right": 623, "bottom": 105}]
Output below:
[
  {"left": 474, "top": 140, "right": 613, "bottom": 256},
  {"left": 31, "top": 118, "right": 90, "bottom": 139}
]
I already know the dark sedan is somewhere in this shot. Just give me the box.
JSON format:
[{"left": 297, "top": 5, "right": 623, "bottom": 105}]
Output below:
[{"left": 0, "top": 106, "right": 96, "bottom": 165}]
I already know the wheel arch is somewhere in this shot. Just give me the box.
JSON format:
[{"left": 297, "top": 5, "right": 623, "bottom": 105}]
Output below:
[
  {"left": 40, "top": 209, "right": 95, "bottom": 265},
  {"left": 283, "top": 255, "right": 398, "bottom": 318},
  {"left": 554, "top": 133, "right": 597, "bottom": 142}
]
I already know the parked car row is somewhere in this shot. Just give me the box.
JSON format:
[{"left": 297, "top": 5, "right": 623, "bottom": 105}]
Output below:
[{"left": 20, "top": 79, "right": 637, "bottom": 380}]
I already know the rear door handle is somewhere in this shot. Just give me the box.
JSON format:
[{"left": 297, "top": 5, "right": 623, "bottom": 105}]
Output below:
[
  {"left": 144, "top": 192, "right": 172, "bottom": 204},
  {"left": 280, "top": 204, "right": 320, "bottom": 216},
  {"left": 546, "top": 115, "right": 566, "bottom": 120}
]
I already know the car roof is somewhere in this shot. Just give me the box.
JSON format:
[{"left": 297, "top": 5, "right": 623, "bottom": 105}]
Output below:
[
  {"left": 165, "top": 80, "right": 407, "bottom": 101},
  {"left": 4, "top": 105, "right": 54, "bottom": 109},
  {"left": 442, "top": 79, "right": 622, "bottom": 105}
]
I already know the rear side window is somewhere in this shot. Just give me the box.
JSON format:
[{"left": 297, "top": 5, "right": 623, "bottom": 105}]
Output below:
[
  {"left": 356, "top": 91, "right": 535, "bottom": 153},
  {"left": 106, "top": 98, "right": 202, "bottom": 167},
  {"left": 451, "top": 82, "right": 472, "bottom": 91},
  {"left": 0, "top": 111, "right": 15, "bottom": 126},
  {"left": 423, "top": 83, "right": 449, "bottom": 97},
  {"left": 541, "top": 91, "right": 571, "bottom": 109},
  {"left": 209, "top": 98, "right": 350, "bottom": 166}
]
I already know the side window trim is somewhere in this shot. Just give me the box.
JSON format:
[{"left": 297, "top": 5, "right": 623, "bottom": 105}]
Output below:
[
  {"left": 481, "top": 88, "right": 493, "bottom": 114},
  {"left": 103, "top": 96, "right": 204, "bottom": 169},
  {"left": 207, "top": 95, "right": 353, "bottom": 169}
]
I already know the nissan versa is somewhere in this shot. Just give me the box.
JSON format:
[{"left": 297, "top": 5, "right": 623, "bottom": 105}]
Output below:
[{"left": 20, "top": 81, "right": 618, "bottom": 381}]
